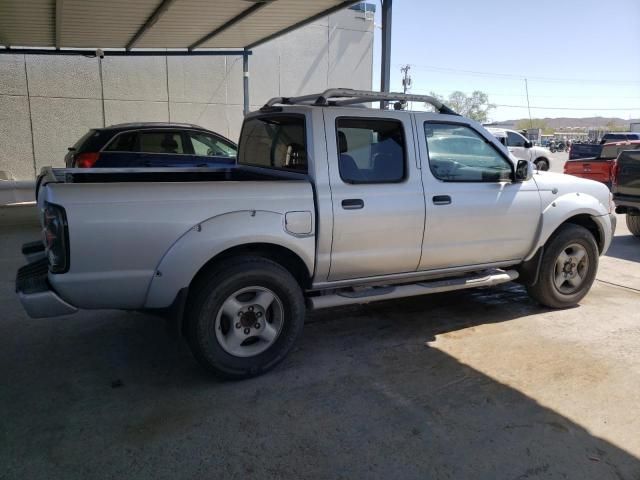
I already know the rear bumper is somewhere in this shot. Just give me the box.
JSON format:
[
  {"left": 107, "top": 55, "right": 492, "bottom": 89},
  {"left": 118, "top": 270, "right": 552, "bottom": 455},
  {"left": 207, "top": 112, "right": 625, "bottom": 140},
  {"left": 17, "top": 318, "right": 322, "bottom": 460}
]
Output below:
[
  {"left": 614, "top": 194, "right": 640, "bottom": 214},
  {"left": 15, "top": 258, "right": 78, "bottom": 318}
]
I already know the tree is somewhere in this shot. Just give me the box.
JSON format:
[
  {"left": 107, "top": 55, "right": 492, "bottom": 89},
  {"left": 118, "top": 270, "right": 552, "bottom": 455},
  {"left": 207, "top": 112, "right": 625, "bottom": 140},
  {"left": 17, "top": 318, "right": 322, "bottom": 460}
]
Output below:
[
  {"left": 428, "top": 90, "right": 495, "bottom": 122},
  {"left": 515, "top": 118, "right": 553, "bottom": 135}
]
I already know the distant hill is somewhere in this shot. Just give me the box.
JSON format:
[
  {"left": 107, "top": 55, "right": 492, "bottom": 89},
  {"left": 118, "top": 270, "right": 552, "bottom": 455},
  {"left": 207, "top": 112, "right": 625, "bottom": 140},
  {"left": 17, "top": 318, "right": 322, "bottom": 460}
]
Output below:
[{"left": 490, "top": 117, "right": 640, "bottom": 130}]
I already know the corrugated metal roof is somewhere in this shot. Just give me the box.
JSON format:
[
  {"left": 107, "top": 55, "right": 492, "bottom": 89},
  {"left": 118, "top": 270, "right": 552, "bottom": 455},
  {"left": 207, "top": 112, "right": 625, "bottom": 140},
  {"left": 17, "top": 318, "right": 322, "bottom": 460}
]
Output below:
[{"left": 0, "top": 0, "right": 358, "bottom": 50}]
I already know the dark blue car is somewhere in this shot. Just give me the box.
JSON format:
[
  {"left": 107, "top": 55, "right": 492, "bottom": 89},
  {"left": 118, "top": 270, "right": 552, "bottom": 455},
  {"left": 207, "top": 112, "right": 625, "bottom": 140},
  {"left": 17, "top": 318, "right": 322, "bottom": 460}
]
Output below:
[{"left": 65, "top": 122, "right": 237, "bottom": 168}]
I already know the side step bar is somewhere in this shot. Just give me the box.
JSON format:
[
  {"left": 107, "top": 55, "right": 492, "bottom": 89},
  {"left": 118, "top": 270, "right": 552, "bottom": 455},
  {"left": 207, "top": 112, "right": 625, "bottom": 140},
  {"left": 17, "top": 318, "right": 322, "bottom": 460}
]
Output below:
[{"left": 308, "top": 269, "right": 519, "bottom": 310}]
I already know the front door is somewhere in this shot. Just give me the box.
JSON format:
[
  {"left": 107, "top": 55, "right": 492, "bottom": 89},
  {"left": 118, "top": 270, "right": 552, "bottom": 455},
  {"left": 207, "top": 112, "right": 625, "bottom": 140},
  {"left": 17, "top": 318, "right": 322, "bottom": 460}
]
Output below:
[
  {"left": 416, "top": 118, "right": 541, "bottom": 270},
  {"left": 324, "top": 110, "right": 425, "bottom": 281},
  {"left": 506, "top": 130, "right": 530, "bottom": 161}
]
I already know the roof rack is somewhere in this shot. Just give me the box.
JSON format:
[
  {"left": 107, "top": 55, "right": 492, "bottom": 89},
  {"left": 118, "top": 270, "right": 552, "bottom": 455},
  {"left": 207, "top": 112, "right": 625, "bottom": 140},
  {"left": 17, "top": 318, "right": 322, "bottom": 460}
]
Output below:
[{"left": 262, "top": 88, "right": 459, "bottom": 115}]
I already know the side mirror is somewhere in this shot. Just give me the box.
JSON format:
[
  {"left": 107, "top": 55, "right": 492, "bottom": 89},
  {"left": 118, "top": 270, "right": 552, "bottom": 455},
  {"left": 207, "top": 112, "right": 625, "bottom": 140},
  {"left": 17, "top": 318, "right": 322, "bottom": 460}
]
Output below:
[
  {"left": 524, "top": 140, "right": 533, "bottom": 148},
  {"left": 515, "top": 159, "right": 534, "bottom": 182}
]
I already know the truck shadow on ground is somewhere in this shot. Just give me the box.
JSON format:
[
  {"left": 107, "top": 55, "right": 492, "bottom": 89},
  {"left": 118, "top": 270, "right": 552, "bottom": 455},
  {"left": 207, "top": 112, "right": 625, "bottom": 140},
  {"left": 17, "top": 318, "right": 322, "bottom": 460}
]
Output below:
[
  {"left": 2, "top": 280, "right": 639, "bottom": 479},
  {"left": 606, "top": 233, "right": 640, "bottom": 263}
]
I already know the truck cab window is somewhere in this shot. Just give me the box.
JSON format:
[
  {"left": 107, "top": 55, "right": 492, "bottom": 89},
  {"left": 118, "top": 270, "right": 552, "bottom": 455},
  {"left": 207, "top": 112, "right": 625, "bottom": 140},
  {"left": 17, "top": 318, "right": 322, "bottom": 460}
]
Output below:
[
  {"left": 425, "top": 123, "right": 512, "bottom": 182},
  {"left": 507, "top": 131, "right": 526, "bottom": 147},
  {"left": 238, "top": 115, "right": 307, "bottom": 172},
  {"left": 336, "top": 118, "right": 405, "bottom": 183}
]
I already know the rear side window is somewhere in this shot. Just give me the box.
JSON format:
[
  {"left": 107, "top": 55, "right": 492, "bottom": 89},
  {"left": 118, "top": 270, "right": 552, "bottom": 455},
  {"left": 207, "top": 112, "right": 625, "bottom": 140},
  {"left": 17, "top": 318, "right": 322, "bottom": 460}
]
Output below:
[
  {"left": 238, "top": 115, "right": 307, "bottom": 172},
  {"left": 139, "top": 131, "right": 185, "bottom": 154},
  {"left": 104, "top": 132, "right": 137, "bottom": 152},
  {"left": 336, "top": 118, "right": 405, "bottom": 184}
]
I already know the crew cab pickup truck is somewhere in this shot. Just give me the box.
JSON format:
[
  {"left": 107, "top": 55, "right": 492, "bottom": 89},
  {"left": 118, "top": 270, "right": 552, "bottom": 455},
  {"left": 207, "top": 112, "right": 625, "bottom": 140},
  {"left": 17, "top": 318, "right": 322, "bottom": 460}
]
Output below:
[
  {"left": 564, "top": 140, "right": 640, "bottom": 188},
  {"left": 16, "top": 89, "right": 616, "bottom": 379},
  {"left": 612, "top": 149, "right": 640, "bottom": 237}
]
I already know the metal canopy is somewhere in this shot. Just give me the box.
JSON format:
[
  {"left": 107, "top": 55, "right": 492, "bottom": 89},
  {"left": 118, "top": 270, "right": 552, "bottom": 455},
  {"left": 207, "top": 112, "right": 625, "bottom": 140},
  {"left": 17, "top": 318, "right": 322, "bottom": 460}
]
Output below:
[{"left": 0, "top": 0, "right": 359, "bottom": 51}]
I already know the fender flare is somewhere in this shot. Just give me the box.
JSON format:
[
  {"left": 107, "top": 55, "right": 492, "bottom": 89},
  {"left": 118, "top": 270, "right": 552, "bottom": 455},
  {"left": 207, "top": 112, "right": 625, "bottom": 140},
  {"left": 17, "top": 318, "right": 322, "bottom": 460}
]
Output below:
[
  {"left": 525, "top": 192, "right": 609, "bottom": 261},
  {"left": 143, "top": 210, "right": 315, "bottom": 309}
]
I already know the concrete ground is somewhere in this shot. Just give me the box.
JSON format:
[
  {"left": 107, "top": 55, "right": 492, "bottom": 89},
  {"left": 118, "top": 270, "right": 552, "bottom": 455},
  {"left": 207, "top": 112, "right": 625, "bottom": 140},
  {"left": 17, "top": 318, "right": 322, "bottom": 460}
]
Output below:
[{"left": 2, "top": 168, "right": 640, "bottom": 479}]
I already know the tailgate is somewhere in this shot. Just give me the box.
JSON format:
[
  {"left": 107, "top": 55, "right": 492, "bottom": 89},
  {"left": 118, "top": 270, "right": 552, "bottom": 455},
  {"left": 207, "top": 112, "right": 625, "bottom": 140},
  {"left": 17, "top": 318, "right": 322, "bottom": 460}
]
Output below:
[
  {"left": 615, "top": 151, "right": 640, "bottom": 196},
  {"left": 564, "top": 159, "right": 612, "bottom": 184}
]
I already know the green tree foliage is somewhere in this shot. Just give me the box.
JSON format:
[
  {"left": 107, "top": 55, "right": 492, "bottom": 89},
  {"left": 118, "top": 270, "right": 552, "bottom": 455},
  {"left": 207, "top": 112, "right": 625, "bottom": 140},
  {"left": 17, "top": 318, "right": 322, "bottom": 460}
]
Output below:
[{"left": 428, "top": 90, "right": 495, "bottom": 122}]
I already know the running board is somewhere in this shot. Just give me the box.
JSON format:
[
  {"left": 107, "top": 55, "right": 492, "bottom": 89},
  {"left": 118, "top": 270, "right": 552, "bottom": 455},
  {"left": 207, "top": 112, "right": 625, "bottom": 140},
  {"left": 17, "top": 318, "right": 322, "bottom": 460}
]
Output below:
[{"left": 308, "top": 269, "right": 519, "bottom": 310}]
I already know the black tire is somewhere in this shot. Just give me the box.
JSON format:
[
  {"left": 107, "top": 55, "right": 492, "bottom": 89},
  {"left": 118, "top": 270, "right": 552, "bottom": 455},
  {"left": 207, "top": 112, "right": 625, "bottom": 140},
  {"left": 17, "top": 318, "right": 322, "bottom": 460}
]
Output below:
[
  {"left": 534, "top": 158, "right": 550, "bottom": 171},
  {"left": 186, "top": 256, "right": 305, "bottom": 379},
  {"left": 626, "top": 214, "right": 640, "bottom": 237},
  {"left": 526, "top": 224, "right": 599, "bottom": 308}
]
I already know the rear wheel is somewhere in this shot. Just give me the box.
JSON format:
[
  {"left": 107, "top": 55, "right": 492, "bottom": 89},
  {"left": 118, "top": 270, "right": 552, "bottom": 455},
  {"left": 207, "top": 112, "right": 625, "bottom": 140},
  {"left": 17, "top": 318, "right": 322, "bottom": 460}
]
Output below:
[
  {"left": 534, "top": 158, "right": 550, "bottom": 171},
  {"left": 526, "top": 224, "right": 598, "bottom": 308},
  {"left": 186, "top": 256, "right": 305, "bottom": 379},
  {"left": 627, "top": 214, "right": 640, "bottom": 237}
]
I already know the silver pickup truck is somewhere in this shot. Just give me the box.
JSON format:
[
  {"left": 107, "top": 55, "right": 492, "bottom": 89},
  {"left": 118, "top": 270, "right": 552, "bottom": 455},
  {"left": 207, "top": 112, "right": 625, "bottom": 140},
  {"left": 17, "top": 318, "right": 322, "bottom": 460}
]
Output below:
[{"left": 17, "top": 89, "right": 616, "bottom": 379}]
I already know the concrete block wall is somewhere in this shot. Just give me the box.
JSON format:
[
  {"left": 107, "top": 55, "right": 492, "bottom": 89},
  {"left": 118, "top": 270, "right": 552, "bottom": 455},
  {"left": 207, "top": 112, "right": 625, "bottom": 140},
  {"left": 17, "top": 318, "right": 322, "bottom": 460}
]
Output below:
[{"left": 0, "top": 8, "right": 373, "bottom": 180}]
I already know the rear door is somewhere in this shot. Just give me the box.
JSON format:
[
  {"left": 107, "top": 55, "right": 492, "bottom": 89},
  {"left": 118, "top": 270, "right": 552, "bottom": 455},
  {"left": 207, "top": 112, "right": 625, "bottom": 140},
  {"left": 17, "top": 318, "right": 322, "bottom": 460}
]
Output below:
[
  {"left": 137, "top": 130, "right": 191, "bottom": 167},
  {"left": 323, "top": 110, "right": 425, "bottom": 281}
]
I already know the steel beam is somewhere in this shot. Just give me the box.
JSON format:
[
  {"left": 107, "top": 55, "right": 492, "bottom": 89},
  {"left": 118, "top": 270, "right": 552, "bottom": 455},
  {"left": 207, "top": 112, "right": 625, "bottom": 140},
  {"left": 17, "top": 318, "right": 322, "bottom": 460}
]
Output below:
[
  {"left": 0, "top": 48, "right": 250, "bottom": 57},
  {"left": 380, "top": 0, "right": 392, "bottom": 109},
  {"left": 126, "top": 0, "right": 176, "bottom": 51},
  {"left": 55, "top": 0, "right": 63, "bottom": 48},
  {"left": 246, "top": 1, "right": 360, "bottom": 49},
  {"left": 243, "top": 48, "right": 250, "bottom": 115},
  {"left": 188, "top": 2, "right": 267, "bottom": 51}
]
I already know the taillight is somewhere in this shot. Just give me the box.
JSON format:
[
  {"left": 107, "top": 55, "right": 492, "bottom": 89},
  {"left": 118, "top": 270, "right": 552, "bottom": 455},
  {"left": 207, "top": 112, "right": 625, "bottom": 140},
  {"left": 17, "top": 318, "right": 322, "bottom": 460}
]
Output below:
[
  {"left": 75, "top": 152, "right": 100, "bottom": 168},
  {"left": 611, "top": 160, "right": 619, "bottom": 189},
  {"left": 42, "top": 202, "right": 69, "bottom": 273}
]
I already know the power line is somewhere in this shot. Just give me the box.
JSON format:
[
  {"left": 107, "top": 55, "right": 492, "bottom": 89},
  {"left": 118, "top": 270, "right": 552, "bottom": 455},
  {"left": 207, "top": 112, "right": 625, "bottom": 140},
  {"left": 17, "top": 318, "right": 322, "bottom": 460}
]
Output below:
[
  {"left": 398, "top": 63, "right": 640, "bottom": 85},
  {"left": 494, "top": 104, "right": 640, "bottom": 111}
]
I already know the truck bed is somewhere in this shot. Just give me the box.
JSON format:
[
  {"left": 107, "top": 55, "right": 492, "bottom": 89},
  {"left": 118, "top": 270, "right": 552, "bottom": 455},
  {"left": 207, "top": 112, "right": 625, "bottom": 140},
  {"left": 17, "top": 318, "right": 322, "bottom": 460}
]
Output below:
[{"left": 39, "top": 165, "right": 306, "bottom": 186}]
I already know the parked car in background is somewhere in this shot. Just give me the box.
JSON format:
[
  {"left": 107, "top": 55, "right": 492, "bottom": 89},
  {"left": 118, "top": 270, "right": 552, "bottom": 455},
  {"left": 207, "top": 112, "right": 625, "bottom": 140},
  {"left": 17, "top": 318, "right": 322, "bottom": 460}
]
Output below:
[
  {"left": 564, "top": 141, "right": 640, "bottom": 188},
  {"left": 65, "top": 123, "right": 237, "bottom": 168},
  {"left": 17, "top": 89, "right": 615, "bottom": 379},
  {"left": 600, "top": 132, "right": 640, "bottom": 144},
  {"left": 486, "top": 128, "right": 552, "bottom": 171},
  {"left": 612, "top": 149, "right": 640, "bottom": 237}
]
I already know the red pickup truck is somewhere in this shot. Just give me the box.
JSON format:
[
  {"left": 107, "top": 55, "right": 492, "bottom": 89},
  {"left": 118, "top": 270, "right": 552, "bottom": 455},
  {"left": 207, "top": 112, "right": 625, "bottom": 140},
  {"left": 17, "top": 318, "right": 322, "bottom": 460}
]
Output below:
[{"left": 564, "top": 140, "right": 640, "bottom": 188}]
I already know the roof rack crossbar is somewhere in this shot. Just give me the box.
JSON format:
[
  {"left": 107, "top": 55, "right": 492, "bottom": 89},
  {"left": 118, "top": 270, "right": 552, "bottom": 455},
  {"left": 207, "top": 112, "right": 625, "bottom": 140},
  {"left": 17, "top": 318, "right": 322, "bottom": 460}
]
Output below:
[{"left": 263, "top": 88, "right": 459, "bottom": 115}]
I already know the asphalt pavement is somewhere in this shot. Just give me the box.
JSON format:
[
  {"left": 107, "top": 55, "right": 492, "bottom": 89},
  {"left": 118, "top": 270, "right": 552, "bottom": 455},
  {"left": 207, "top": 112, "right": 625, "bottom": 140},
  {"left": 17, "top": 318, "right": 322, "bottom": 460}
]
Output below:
[{"left": 1, "top": 179, "right": 640, "bottom": 479}]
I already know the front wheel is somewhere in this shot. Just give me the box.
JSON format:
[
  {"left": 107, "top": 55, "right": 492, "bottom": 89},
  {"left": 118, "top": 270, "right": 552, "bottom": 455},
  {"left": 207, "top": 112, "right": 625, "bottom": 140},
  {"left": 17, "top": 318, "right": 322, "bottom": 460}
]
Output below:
[
  {"left": 627, "top": 214, "right": 640, "bottom": 237},
  {"left": 186, "top": 257, "right": 305, "bottom": 379},
  {"left": 534, "top": 158, "right": 550, "bottom": 171},
  {"left": 526, "top": 224, "right": 598, "bottom": 308}
]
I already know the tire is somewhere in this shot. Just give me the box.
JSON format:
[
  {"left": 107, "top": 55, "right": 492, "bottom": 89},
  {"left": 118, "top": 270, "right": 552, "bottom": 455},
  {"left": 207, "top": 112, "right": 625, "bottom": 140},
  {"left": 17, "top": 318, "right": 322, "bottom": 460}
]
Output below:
[
  {"left": 534, "top": 158, "right": 550, "bottom": 171},
  {"left": 186, "top": 256, "right": 305, "bottom": 379},
  {"left": 627, "top": 214, "right": 640, "bottom": 237},
  {"left": 526, "top": 224, "right": 599, "bottom": 308}
]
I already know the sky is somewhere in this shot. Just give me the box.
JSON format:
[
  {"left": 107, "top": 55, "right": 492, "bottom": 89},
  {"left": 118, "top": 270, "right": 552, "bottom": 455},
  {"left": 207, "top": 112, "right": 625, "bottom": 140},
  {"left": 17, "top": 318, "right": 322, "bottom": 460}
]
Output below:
[{"left": 371, "top": 0, "right": 640, "bottom": 121}]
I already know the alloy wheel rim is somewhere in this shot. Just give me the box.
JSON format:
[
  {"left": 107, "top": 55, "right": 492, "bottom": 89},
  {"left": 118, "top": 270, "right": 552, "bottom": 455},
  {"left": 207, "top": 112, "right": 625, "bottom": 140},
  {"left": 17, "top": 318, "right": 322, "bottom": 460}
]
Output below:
[
  {"left": 553, "top": 243, "right": 589, "bottom": 295},
  {"left": 215, "top": 286, "right": 284, "bottom": 357}
]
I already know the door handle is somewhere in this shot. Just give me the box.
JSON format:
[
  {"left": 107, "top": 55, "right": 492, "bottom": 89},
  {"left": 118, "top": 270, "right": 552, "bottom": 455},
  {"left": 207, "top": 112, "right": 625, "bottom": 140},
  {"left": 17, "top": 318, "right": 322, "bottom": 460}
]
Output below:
[
  {"left": 432, "top": 195, "right": 451, "bottom": 205},
  {"left": 341, "top": 198, "right": 364, "bottom": 210}
]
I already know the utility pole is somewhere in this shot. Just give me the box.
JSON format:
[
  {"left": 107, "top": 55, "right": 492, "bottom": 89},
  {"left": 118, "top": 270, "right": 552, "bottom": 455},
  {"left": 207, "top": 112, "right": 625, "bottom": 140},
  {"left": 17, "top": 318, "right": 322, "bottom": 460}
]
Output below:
[
  {"left": 400, "top": 64, "right": 411, "bottom": 109},
  {"left": 524, "top": 78, "right": 533, "bottom": 129}
]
